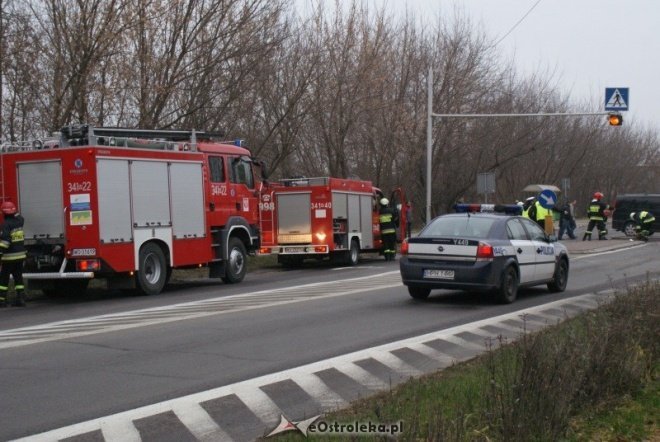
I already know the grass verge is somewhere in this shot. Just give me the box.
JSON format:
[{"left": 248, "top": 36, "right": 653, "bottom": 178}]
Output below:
[{"left": 272, "top": 281, "right": 659, "bottom": 441}]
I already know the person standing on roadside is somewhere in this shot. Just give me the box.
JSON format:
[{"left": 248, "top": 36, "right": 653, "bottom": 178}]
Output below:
[
  {"left": 0, "top": 201, "right": 27, "bottom": 307},
  {"left": 405, "top": 201, "right": 412, "bottom": 239},
  {"left": 558, "top": 199, "right": 577, "bottom": 240},
  {"left": 379, "top": 198, "right": 399, "bottom": 261},
  {"left": 532, "top": 197, "right": 550, "bottom": 230},
  {"left": 522, "top": 197, "right": 536, "bottom": 219},
  {"left": 583, "top": 192, "right": 609, "bottom": 241}
]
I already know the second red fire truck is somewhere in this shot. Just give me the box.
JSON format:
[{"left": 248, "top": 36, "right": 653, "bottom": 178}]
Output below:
[{"left": 258, "top": 177, "right": 407, "bottom": 266}]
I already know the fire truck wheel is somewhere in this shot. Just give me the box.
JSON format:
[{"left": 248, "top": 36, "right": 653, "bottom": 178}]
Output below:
[
  {"left": 136, "top": 242, "right": 168, "bottom": 296},
  {"left": 345, "top": 239, "right": 360, "bottom": 266},
  {"left": 222, "top": 237, "right": 247, "bottom": 284}
]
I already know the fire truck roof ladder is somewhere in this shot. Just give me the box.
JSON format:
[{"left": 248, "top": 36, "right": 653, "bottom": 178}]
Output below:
[{"left": 58, "top": 124, "right": 225, "bottom": 151}]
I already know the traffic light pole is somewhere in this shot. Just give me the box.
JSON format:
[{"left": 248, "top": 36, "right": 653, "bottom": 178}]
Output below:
[{"left": 425, "top": 66, "right": 616, "bottom": 224}]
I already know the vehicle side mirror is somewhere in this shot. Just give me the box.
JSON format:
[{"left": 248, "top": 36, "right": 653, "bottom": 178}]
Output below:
[{"left": 547, "top": 234, "right": 557, "bottom": 243}]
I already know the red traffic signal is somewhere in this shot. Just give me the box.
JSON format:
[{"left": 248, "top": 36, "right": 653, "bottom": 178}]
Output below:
[{"left": 607, "top": 113, "right": 623, "bottom": 126}]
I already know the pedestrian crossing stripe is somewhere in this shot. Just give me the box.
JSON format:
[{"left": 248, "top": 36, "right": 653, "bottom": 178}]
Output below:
[{"left": 605, "top": 88, "right": 628, "bottom": 110}]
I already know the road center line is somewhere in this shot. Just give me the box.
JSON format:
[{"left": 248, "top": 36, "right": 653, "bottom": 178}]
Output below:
[{"left": 0, "top": 271, "right": 402, "bottom": 350}]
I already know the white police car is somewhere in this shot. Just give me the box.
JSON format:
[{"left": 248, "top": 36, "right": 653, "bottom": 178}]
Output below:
[{"left": 399, "top": 204, "right": 569, "bottom": 303}]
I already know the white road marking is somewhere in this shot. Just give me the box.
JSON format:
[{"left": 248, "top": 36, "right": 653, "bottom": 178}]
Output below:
[
  {"left": 369, "top": 351, "right": 423, "bottom": 377},
  {"left": 171, "top": 402, "right": 231, "bottom": 442},
  {"left": 100, "top": 418, "right": 141, "bottom": 442},
  {"left": 292, "top": 373, "right": 347, "bottom": 410},
  {"left": 335, "top": 362, "right": 390, "bottom": 391},
  {"left": 571, "top": 242, "right": 646, "bottom": 260},
  {"left": 231, "top": 385, "right": 281, "bottom": 424}
]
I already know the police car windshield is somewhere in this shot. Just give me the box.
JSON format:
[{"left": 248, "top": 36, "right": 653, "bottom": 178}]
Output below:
[{"left": 420, "top": 216, "right": 495, "bottom": 239}]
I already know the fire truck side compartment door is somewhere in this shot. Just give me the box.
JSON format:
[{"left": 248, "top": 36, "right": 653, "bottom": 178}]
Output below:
[
  {"left": 97, "top": 159, "right": 132, "bottom": 242},
  {"left": 348, "top": 194, "right": 360, "bottom": 232},
  {"left": 130, "top": 161, "right": 171, "bottom": 227},
  {"left": 332, "top": 192, "right": 348, "bottom": 219},
  {"left": 18, "top": 161, "right": 64, "bottom": 240},
  {"left": 170, "top": 162, "right": 205, "bottom": 238},
  {"left": 359, "top": 195, "right": 373, "bottom": 248}
]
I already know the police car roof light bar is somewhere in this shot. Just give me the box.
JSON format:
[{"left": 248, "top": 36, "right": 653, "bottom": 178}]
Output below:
[{"left": 454, "top": 203, "right": 522, "bottom": 216}]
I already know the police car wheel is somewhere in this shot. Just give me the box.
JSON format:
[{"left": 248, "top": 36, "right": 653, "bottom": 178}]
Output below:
[
  {"left": 223, "top": 237, "right": 247, "bottom": 284},
  {"left": 497, "top": 266, "right": 518, "bottom": 304},
  {"left": 548, "top": 258, "right": 568, "bottom": 293},
  {"left": 408, "top": 286, "right": 431, "bottom": 299},
  {"left": 136, "top": 242, "right": 167, "bottom": 296}
]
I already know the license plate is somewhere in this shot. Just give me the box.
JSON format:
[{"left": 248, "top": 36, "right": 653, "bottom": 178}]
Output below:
[
  {"left": 283, "top": 246, "right": 305, "bottom": 253},
  {"left": 423, "top": 269, "right": 455, "bottom": 280}
]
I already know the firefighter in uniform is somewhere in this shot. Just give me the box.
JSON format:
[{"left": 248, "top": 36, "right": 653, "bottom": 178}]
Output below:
[
  {"left": 583, "top": 192, "right": 609, "bottom": 241},
  {"left": 0, "top": 201, "right": 27, "bottom": 307},
  {"left": 379, "top": 198, "right": 399, "bottom": 261},
  {"left": 630, "top": 210, "right": 655, "bottom": 242}
]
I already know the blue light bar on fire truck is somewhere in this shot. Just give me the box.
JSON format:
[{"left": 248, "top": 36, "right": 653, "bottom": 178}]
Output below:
[{"left": 454, "top": 204, "right": 522, "bottom": 216}]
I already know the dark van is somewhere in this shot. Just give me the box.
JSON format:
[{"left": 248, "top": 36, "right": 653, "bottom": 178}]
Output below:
[{"left": 612, "top": 194, "right": 660, "bottom": 236}]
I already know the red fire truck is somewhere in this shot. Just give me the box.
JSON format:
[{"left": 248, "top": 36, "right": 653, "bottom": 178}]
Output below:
[
  {"left": 258, "top": 177, "right": 407, "bottom": 266},
  {"left": 0, "top": 125, "right": 266, "bottom": 295}
]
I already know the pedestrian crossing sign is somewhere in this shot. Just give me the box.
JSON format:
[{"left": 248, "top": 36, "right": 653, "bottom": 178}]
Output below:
[{"left": 605, "top": 88, "right": 629, "bottom": 111}]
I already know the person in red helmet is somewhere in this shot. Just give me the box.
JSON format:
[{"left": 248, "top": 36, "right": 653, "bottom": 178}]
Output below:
[
  {"left": 0, "top": 201, "right": 27, "bottom": 307},
  {"left": 582, "top": 192, "right": 609, "bottom": 241},
  {"left": 379, "top": 197, "right": 399, "bottom": 261}
]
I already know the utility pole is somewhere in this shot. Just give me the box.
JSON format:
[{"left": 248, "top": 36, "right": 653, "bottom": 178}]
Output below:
[{"left": 425, "top": 67, "right": 433, "bottom": 225}]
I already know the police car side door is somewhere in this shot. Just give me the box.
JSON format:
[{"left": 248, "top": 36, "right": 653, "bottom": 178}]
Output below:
[
  {"left": 519, "top": 217, "right": 555, "bottom": 281},
  {"left": 506, "top": 218, "right": 537, "bottom": 284}
]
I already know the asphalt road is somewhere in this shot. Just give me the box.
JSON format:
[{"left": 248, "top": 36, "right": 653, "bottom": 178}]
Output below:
[{"left": 0, "top": 239, "right": 658, "bottom": 441}]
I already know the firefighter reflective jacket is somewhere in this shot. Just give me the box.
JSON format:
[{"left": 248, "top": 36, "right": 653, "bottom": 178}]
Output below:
[
  {"left": 379, "top": 207, "right": 398, "bottom": 235},
  {"left": 636, "top": 211, "right": 656, "bottom": 226},
  {"left": 587, "top": 200, "right": 608, "bottom": 221},
  {"left": 533, "top": 201, "right": 550, "bottom": 223},
  {"left": 0, "top": 213, "right": 27, "bottom": 261}
]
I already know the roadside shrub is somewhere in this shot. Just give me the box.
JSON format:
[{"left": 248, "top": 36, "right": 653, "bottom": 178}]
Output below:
[{"left": 481, "top": 282, "right": 659, "bottom": 441}]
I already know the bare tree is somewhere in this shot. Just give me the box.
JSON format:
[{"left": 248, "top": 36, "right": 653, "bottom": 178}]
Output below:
[{"left": 27, "top": 0, "right": 130, "bottom": 130}]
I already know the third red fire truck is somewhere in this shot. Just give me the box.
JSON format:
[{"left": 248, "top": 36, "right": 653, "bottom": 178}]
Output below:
[
  {"left": 0, "top": 125, "right": 266, "bottom": 296},
  {"left": 258, "top": 177, "right": 407, "bottom": 266}
]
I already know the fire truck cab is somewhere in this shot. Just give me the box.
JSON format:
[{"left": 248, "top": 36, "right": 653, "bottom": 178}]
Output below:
[
  {"left": 258, "top": 177, "right": 407, "bottom": 266},
  {"left": 0, "top": 125, "right": 265, "bottom": 296}
]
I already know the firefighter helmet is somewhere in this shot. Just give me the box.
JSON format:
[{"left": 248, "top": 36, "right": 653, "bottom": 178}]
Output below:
[
  {"left": 630, "top": 212, "right": 637, "bottom": 220},
  {"left": 593, "top": 192, "right": 604, "bottom": 200},
  {"left": 380, "top": 198, "right": 389, "bottom": 206},
  {"left": 1, "top": 201, "right": 17, "bottom": 215}
]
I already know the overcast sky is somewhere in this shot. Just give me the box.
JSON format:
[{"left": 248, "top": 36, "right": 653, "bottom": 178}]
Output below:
[{"left": 296, "top": 0, "right": 659, "bottom": 131}]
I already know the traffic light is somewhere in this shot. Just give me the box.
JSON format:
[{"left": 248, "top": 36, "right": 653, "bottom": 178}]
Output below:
[{"left": 607, "top": 113, "right": 623, "bottom": 126}]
